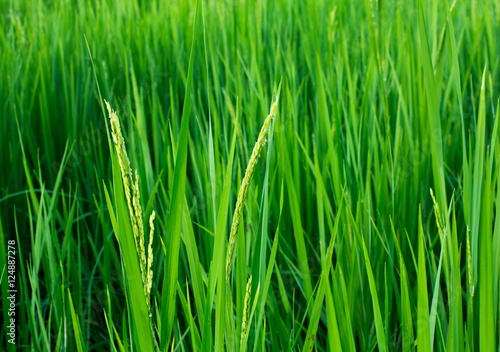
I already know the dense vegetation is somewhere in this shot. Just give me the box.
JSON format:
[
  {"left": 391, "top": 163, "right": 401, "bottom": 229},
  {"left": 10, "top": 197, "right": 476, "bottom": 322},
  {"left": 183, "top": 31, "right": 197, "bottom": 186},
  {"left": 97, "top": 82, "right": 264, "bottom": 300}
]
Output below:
[{"left": 1, "top": 0, "right": 500, "bottom": 350}]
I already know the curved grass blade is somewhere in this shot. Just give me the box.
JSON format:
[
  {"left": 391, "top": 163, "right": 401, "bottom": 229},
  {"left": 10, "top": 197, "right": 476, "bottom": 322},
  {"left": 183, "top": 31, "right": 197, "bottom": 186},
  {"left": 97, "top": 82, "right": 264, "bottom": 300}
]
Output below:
[
  {"left": 417, "top": 207, "right": 431, "bottom": 352},
  {"left": 160, "top": 2, "right": 199, "bottom": 349}
]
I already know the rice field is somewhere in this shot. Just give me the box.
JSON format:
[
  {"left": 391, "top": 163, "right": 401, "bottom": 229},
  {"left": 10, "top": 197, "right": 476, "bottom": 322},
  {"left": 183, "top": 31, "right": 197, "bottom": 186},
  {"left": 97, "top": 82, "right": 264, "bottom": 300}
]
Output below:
[{"left": 1, "top": 0, "right": 500, "bottom": 351}]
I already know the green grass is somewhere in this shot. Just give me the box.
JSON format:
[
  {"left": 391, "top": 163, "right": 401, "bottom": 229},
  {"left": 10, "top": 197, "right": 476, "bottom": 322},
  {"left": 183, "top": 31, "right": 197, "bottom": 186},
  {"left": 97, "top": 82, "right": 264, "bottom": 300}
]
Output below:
[{"left": 1, "top": 0, "right": 500, "bottom": 350}]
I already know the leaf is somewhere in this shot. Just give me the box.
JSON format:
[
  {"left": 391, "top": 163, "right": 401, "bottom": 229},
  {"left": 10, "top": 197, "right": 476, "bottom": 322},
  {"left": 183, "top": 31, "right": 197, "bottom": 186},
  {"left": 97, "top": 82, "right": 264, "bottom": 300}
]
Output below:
[
  {"left": 160, "top": 2, "right": 199, "bottom": 349},
  {"left": 417, "top": 207, "right": 431, "bottom": 352}
]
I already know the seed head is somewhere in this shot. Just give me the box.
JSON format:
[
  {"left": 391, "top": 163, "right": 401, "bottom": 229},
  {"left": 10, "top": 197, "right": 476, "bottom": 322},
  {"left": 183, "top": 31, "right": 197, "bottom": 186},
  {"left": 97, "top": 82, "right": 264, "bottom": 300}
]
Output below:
[
  {"left": 146, "top": 210, "right": 156, "bottom": 309},
  {"left": 105, "top": 100, "right": 156, "bottom": 314},
  {"left": 133, "top": 170, "right": 147, "bottom": 288},
  {"left": 225, "top": 89, "right": 280, "bottom": 284},
  {"left": 240, "top": 275, "right": 253, "bottom": 348}
]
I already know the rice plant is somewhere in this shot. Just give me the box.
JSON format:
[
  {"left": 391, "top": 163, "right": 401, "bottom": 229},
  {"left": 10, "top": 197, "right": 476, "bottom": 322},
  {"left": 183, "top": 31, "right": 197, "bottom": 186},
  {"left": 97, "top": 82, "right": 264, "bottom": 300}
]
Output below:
[{"left": 1, "top": 0, "right": 500, "bottom": 351}]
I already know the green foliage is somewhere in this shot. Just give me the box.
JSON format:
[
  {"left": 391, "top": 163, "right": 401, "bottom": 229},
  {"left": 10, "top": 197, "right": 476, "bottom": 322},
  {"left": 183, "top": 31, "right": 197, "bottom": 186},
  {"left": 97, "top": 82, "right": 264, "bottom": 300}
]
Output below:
[{"left": 1, "top": 0, "right": 500, "bottom": 350}]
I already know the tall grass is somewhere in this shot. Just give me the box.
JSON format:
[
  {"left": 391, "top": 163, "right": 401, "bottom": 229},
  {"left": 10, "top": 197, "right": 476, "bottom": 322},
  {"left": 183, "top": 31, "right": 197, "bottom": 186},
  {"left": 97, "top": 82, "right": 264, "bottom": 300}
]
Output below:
[{"left": 1, "top": 0, "right": 500, "bottom": 351}]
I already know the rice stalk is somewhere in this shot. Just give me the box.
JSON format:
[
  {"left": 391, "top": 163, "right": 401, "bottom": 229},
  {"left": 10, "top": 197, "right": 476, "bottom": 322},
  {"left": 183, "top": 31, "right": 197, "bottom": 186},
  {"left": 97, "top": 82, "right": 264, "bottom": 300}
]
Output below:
[
  {"left": 466, "top": 226, "right": 473, "bottom": 298},
  {"left": 105, "top": 99, "right": 154, "bottom": 309},
  {"left": 106, "top": 100, "right": 139, "bottom": 250},
  {"left": 133, "top": 169, "right": 147, "bottom": 290},
  {"left": 430, "top": 188, "right": 446, "bottom": 240},
  {"left": 225, "top": 88, "right": 280, "bottom": 283},
  {"left": 146, "top": 210, "right": 156, "bottom": 310},
  {"left": 240, "top": 275, "right": 252, "bottom": 348}
]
